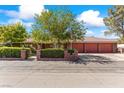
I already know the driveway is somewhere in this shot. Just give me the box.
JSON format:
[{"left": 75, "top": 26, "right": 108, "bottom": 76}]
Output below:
[
  {"left": 0, "top": 53, "right": 124, "bottom": 88},
  {"left": 77, "top": 53, "right": 124, "bottom": 63}
]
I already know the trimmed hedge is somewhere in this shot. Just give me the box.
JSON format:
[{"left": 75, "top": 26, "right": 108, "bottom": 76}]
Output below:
[
  {"left": 67, "top": 48, "right": 76, "bottom": 55},
  {"left": 0, "top": 47, "right": 30, "bottom": 58},
  {"left": 41, "top": 48, "right": 64, "bottom": 58}
]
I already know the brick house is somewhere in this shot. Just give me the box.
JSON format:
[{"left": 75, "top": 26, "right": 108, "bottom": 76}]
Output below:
[{"left": 12, "top": 36, "right": 117, "bottom": 53}]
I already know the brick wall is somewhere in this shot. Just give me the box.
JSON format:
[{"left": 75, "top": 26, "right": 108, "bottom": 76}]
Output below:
[{"left": 21, "top": 50, "right": 27, "bottom": 60}]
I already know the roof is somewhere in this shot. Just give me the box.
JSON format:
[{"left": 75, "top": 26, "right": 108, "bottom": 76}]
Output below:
[
  {"left": 25, "top": 36, "right": 117, "bottom": 43},
  {"left": 74, "top": 36, "right": 117, "bottom": 43},
  {"left": 26, "top": 38, "right": 33, "bottom": 43}
]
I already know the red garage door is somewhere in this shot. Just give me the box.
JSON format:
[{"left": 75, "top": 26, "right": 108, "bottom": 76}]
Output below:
[
  {"left": 85, "top": 43, "right": 98, "bottom": 53},
  {"left": 99, "top": 43, "right": 113, "bottom": 53},
  {"left": 72, "top": 43, "right": 84, "bottom": 53}
]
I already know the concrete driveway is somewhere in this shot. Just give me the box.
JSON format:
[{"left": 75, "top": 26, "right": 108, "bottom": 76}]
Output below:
[{"left": 0, "top": 53, "right": 124, "bottom": 88}]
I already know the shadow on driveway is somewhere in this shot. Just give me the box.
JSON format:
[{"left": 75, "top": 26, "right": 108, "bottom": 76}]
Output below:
[{"left": 71, "top": 54, "right": 113, "bottom": 65}]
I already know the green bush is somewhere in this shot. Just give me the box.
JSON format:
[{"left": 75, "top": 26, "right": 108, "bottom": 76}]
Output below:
[
  {"left": 67, "top": 48, "right": 76, "bottom": 55},
  {"left": 41, "top": 48, "right": 64, "bottom": 58},
  {"left": 30, "top": 47, "right": 36, "bottom": 56},
  {"left": 0, "top": 47, "right": 30, "bottom": 58}
]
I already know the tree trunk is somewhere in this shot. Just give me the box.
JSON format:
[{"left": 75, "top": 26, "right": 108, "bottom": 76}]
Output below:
[
  {"left": 70, "top": 40, "right": 72, "bottom": 49},
  {"left": 57, "top": 39, "right": 61, "bottom": 48},
  {"left": 10, "top": 42, "right": 13, "bottom": 47},
  {"left": 122, "top": 32, "right": 124, "bottom": 43},
  {"left": 122, "top": 31, "right": 124, "bottom": 37},
  {"left": 53, "top": 42, "right": 57, "bottom": 48},
  {"left": 37, "top": 43, "right": 42, "bottom": 50}
]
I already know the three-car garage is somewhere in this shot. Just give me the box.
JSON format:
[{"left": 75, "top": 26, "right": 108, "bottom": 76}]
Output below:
[{"left": 72, "top": 37, "right": 117, "bottom": 53}]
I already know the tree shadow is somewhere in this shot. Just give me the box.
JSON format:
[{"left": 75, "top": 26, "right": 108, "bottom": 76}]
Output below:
[{"left": 70, "top": 54, "right": 113, "bottom": 65}]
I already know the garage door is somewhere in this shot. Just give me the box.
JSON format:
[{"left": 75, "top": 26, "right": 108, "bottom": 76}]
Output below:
[
  {"left": 85, "top": 43, "right": 98, "bottom": 53},
  {"left": 72, "top": 43, "right": 84, "bottom": 53},
  {"left": 99, "top": 43, "right": 112, "bottom": 53}
]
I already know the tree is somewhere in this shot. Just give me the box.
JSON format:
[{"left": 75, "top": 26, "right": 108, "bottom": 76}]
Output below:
[
  {"left": 31, "top": 12, "right": 52, "bottom": 49},
  {"left": 103, "top": 5, "right": 124, "bottom": 41},
  {"left": 32, "top": 10, "right": 86, "bottom": 48},
  {"left": 66, "top": 20, "right": 86, "bottom": 48},
  {"left": 31, "top": 29, "right": 52, "bottom": 49},
  {"left": 0, "top": 22, "right": 27, "bottom": 45}
]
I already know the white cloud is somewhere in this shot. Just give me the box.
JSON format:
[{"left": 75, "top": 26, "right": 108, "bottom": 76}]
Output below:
[
  {"left": 101, "top": 30, "right": 106, "bottom": 33},
  {"left": 0, "top": 4, "right": 45, "bottom": 20},
  {"left": 99, "top": 30, "right": 119, "bottom": 39},
  {"left": 19, "top": 4, "right": 45, "bottom": 19},
  {"left": 8, "top": 19, "right": 22, "bottom": 24},
  {"left": 7, "top": 18, "right": 33, "bottom": 28},
  {"left": 5, "top": 10, "right": 18, "bottom": 18},
  {"left": 0, "top": 9, "right": 18, "bottom": 18},
  {"left": 98, "top": 30, "right": 107, "bottom": 38},
  {"left": 77, "top": 10, "right": 104, "bottom": 27},
  {"left": 23, "top": 22, "right": 33, "bottom": 28},
  {"left": 86, "top": 30, "right": 94, "bottom": 36}
]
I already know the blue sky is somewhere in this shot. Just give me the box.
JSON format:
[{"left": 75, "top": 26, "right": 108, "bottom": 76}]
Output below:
[{"left": 0, "top": 5, "right": 117, "bottom": 38}]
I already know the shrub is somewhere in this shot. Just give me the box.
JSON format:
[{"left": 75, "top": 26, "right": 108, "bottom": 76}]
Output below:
[
  {"left": 41, "top": 48, "right": 64, "bottom": 58},
  {"left": 67, "top": 48, "right": 76, "bottom": 55},
  {"left": 30, "top": 47, "right": 36, "bottom": 56},
  {"left": 0, "top": 47, "right": 30, "bottom": 58}
]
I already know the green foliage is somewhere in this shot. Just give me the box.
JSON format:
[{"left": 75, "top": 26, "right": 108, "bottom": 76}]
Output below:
[
  {"left": 0, "top": 22, "right": 27, "bottom": 44},
  {"left": 0, "top": 47, "right": 30, "bottom": 58},
  {"left": 103, "top": 5, "right": 124, "bottom": 40},
  {"left": 32, "top": 9, "right": 86, "bottom": 48},
  {"left": 41, "top": 48, "right": 64, "bottom": 58},
  {"left": 67, "top": 48, "right": 76, "bottom": 55},
  {"left": 31, "top": 30, "right": 51, "bottom": 43},
  {"left": 118, "top": 36, "right": 124, "bottom": 43}
]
